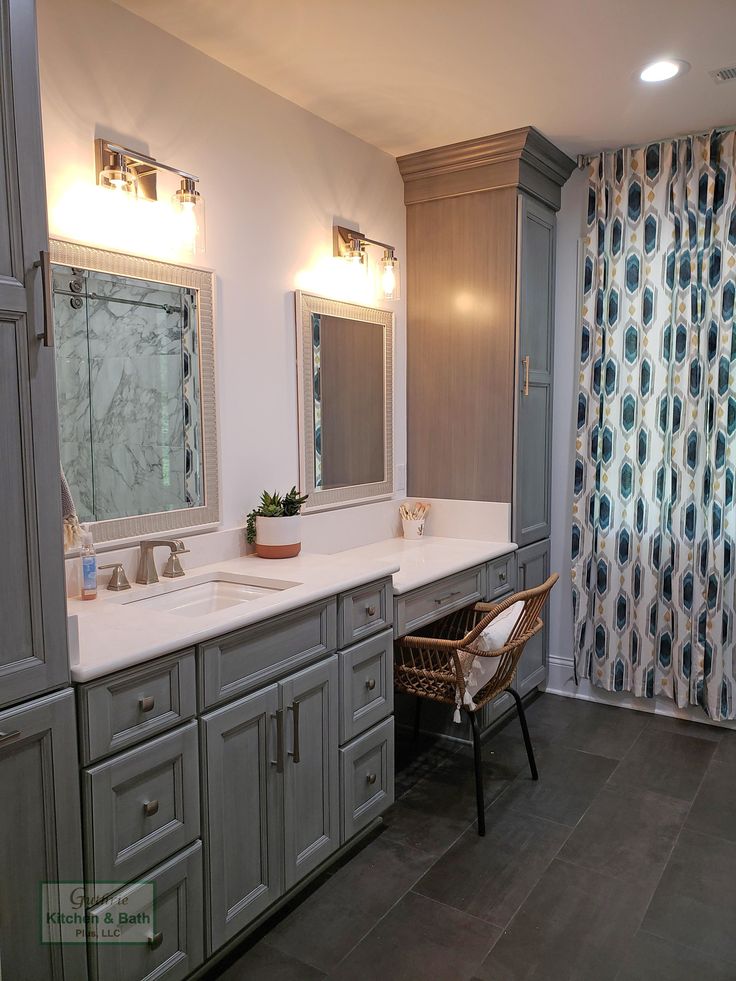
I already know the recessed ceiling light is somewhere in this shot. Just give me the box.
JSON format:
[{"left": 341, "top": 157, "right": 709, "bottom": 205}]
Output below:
[{"left": 639, "top": 59, "right": 689, "bottom": 83}]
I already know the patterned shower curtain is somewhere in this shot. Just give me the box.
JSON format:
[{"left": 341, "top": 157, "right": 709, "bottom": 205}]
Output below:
[{"left": 571, "top": 129, "right": 736, "bottom": 720}]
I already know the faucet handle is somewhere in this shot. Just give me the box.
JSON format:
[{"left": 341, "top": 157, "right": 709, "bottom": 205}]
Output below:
[
  {"left": 162, "top": 549, "right": 190, "bottom": 579},
  {"left": 100, "top": 562, "right": 131, "bottom": 591}
]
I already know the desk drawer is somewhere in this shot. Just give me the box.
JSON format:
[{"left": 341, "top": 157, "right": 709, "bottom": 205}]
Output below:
[
  {"left": 88, "top": 842, "right": 204, "bottom": 981},
  {"left": 337, "top": 578, "right": 393, "bottom": 648},
  {"left": 487, "top": 553, "right": 516, "bottom": 600},
  {"left": 339, "top": 628, "right": 393, "bottom": 743},
  {"left": 394, "top": 564, "right": 487, "bottom": 637},
  {"left": 198, "top": 599, "right": 336, "bottom": 709},
  {"left": 340, "top": 717, "right": 394, "bottom": 841},
  {"left": 78, "top": 650, "right": 196, "bottom": 764},
  {"left": 83, "top": 722, "right": 200, "bottom": 883}
]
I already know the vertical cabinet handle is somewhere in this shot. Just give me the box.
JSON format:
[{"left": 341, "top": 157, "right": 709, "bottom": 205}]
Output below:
[
  {"left": 521, "top": 356, "right": 530, "bottom": 397},
  {"left": 288, "top": 701, "right": 301, "bottom": 764},
  {"left": 33, "top": 250, "right": 54, "bottom": 347},
  {"left": 272, "top": 710, "right": 285, "bottom": 773}
]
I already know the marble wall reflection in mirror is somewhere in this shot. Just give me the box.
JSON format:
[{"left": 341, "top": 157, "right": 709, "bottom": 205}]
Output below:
[
  {"left": 297, "top": 292, "right": 393, "bottom": 511},
  {"left": 51, "top": 241, "right": 218, "bottom": 543}
]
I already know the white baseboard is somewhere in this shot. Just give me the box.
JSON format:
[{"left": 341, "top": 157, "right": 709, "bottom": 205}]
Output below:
[{"left": 545, "top": 654, "right": 736, "bottom": 732}]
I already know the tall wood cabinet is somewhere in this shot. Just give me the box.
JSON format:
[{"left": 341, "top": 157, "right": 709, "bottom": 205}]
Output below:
[
  {"left": 0, "top": 3, "right": 85, "bottom": 978},
  {"left": 398, "top": 127, "right": 574, "bottom": 698}
]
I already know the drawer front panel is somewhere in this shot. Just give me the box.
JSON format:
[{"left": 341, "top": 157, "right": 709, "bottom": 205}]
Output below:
[
  {"left": 83, "top": 722, "right": 200, "bottom": 883},
  {"left": 340, "top": 717, "right": 394, "bottom": 841},
  {"left": 487, "top": 553, "right": 517, "bottom": 600},
  {"left": 79, "top": 650, "right": 197, "bottom": 764},
  {"left": 394, "top": 564, "right": 487, "bottom": 637},
  {"left": 339, "top": 628, "right": 393, "bottom": 743},
  {"left": 89, "top": 841, "right": 204, "bottom": 981},
  {"left": 337, "top": 578, "right": 393, "bottom": 648},
  {"left": 199, "top": 599, "right": 337, "bottom": 709}
]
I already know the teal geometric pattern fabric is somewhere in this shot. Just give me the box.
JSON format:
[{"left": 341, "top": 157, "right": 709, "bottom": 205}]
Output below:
[{"left": 572, "top": 130, "right": 736, "bottom": 720}]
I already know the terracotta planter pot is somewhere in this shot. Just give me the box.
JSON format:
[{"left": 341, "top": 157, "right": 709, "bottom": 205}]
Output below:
[{"left": 255, "top": 515, "right": 302, "bottom": 559}]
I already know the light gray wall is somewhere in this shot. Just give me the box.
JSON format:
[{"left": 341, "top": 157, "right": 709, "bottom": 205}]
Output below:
[{"left": 549, "top": 167, "right": 587, "bottom": 667}]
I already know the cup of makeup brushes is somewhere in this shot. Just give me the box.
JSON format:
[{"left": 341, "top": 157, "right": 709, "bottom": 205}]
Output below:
[{"left": 400, "top": 502, "right": 430, "bottom": 539}]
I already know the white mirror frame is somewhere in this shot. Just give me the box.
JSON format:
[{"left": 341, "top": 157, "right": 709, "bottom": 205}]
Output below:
[
  {"left": 51, "top": 239, "right": 219, "bottom": 544},
  {"left": 295, "top": 291, "right": 394, "bottom": 512}
]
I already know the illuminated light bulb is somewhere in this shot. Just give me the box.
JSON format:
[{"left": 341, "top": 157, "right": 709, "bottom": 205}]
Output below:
[
  {"left": 639, "top": 59, "right": 688, "bottom": 82},
  {"left": 171, "top": 177, "right": 206, "bottom": 254},
  {"left": 378, "top": 249, "right": 400, "bottom": 300},
  {"left": 99, "top": 153, "right": 137, "bottom": 195}
]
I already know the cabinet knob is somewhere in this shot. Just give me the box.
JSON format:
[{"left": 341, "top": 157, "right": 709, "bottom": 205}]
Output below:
[
  {"left": 366, "top": 772, "right": 377, "bottom": 785},
  {"left": 143, "top": 799, "right": 159, "bottom": 817},
  {"left": 366, "top": 605, "right": 377, "bottom": 617},
  {"left": 139, "top": 695, "right": 155, "bottom": 713},
  {"left": 365, "top": 678, "right": 376, "bottom": 691},
  {"left": 499, "top": 570, "right": 507, "bottom": 582},
  {"left": 147, "top": 931, "right": 164, "bottom": 950}
]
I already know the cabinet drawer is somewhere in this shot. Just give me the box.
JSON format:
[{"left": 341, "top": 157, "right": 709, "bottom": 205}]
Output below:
[
  {"left": 340, "top": 717, "right": 394, "bottom": 841},
  {"left": 394, "top": 564, "right": 487, "bottom": 637},
  {"left": 339, "top": 629, "right": 393, "bottom": 743},
  {"left": 337, "top": 578, "right": 393, "bottom": 648},
  {"left": 89, "top": 841, "right": 204, "bottom": 981},
  {"left": 83, "top": 722, "right": 200, "bottom": 883},
  {"left": 78, "top": 650, "right": 197, "bottom": 764},
  {"left": 198, "top": 599, "right": 336, "bottom": 709},
  {"left": 487, "top": 553, "right": 516, "bottom": 600}
]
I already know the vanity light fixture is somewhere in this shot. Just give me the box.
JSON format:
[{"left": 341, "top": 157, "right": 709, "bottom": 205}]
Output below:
[
  {"left": 639, "top": 59, "right": 689, "bottom": 83},
  {"left": 333, "top": 225, "right": 401, "bottom": 300},
  {"left": 94, "top": 139, "right": 206, "bottom": 253}
]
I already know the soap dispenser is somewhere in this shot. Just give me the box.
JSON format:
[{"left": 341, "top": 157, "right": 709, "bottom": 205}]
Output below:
[{"left": 80, "top": 524, "right": 97, "bottom": 600}]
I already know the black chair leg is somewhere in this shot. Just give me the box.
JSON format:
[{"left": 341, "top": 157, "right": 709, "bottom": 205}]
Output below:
[
  {"left": 508, "top": 687, "right": 538, "bottom": 781},
  {"left": 467, "top": 710, "right": 486, "bottom": 836},
  {"left": 413, "top": 697, "right": 422, "bottom": 741}
]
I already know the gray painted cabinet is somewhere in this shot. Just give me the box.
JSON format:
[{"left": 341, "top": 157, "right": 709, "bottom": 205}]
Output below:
[
  {"left": 513, "top": 194, "right": 556, "bottom": 548},
  {"left": 0, "top": 0, "right": 69, "bottom": 708},
  {"left": 515, "top": 539, "right": 551, "bottom": 695},
  {"left": 280, "top": 656, "right": 339, "bottom": 889},
  {"left": 0, "top": 689, "right": 86, "bottom": 980}
]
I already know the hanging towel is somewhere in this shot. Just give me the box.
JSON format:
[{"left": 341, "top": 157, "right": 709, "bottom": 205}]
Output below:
[{"left": 61, "top": 468, "right": 82, "bottom": 549}]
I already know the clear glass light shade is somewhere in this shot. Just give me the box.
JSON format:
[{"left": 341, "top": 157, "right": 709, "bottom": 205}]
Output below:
[
  {"left": 378, "top": 251, "right": 400, "bottom": 300},
  {"left": 172, "top": 181, "right": 206, "bottom": 254},
  {"left": 99, "top": 165, "right": 137, "bottom": 195}
]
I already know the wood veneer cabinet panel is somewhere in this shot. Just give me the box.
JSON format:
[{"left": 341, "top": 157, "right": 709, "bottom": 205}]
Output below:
[{"left": 407, "top": 188, "right": 517, "bottom": 501}]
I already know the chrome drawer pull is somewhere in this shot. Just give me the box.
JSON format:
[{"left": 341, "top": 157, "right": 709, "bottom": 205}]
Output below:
[
  {"left": 143, "top": 799, "right": 159, "bottom": 817},
  {"left": 366, "top": 605, "right": 377, "bottom": 617},
  {"left": 139, "top": 695, "right": 155, "bottom": 713},
  {"left": 0, "top": 730, "right": 21, "bottom": 747},
  {"left": 365, "top": 678, "right": 376, "bottom": 691},
  {"left": 366, "top": 772, "right": 377, "bottom": 785},
  {"left": 434, "top": 590, "right": 462, "bottom": 605},
  {"left": 147, "top": 931, "right": 164, "bottom": 950}
]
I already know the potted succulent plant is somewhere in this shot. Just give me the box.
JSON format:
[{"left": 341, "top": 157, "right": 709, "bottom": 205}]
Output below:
[{"left": 246, "top": 486, "right": 309, "bottom": 558}]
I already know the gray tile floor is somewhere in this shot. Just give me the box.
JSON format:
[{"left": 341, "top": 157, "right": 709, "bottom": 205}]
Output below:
[{"left": 210, "top": 694, "right": 736, "bottom": 981}]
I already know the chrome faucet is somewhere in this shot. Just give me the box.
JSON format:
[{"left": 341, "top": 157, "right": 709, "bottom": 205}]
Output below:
[{"left": 136, "top": 539, "right": 190, "bottom": 585}]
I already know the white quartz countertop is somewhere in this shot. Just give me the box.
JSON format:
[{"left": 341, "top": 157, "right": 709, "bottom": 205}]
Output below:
[{"left": 68, "top": 536, "right": 515, "bottom": 682}]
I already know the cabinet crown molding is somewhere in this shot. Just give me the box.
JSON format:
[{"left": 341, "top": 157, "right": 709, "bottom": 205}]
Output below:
[{"left": 396, "top": 126, "right": 575, "bottom": 209}]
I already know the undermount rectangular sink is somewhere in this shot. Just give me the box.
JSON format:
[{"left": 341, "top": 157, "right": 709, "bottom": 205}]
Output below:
[{"left": 118, "top": 573, "right": 299, "bottom": 618}]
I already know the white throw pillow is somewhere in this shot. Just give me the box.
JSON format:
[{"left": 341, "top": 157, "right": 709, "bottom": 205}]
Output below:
[{"left": 462, "top": 600, "right": 524, "bottom": 700}]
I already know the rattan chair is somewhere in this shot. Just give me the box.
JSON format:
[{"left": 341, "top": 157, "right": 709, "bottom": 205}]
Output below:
[{"left": 394, "top": 573, "right": 558, "bottom": 835}]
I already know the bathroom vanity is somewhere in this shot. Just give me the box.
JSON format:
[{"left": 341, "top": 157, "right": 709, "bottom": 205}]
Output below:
[{"left": 67, "top": 536, "right": 515, "bottom": 979}]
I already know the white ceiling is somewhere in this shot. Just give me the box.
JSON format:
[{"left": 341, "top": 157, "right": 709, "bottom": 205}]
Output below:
[{"left": 114, "top": 0, "right": 736, "bottom": 158}]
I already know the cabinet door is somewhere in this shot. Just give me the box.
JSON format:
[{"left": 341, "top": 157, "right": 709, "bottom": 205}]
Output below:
[
  {"left": 202, "top": 685, "right": 282, "bottom": 954},
  {"left": 280, "top": 656, "right": 339, "bottom": 890},
  {"left": 0, "top": 689, "right": 86, "bottom": 980},
  {"left": 514, "top": 194, "right": 556, "bottom": 547},
  {"left": 515, "top": 539, "right": 551, "bottom": 695},
  {"left": 0, "top": 0, "right": 68, "bottom": 707}
]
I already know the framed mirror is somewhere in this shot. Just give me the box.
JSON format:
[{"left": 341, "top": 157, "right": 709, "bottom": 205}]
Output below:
[
  {"left": 51, "top": 240, "right": 218, "bottom": 544},
  {"left": 296, "top": 291, "right": 393, "bottom": 511}
]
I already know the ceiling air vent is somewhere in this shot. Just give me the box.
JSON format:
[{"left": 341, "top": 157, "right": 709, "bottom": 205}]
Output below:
[{"left": 711, "top": 65, "right": 736, "bottom": 84}]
